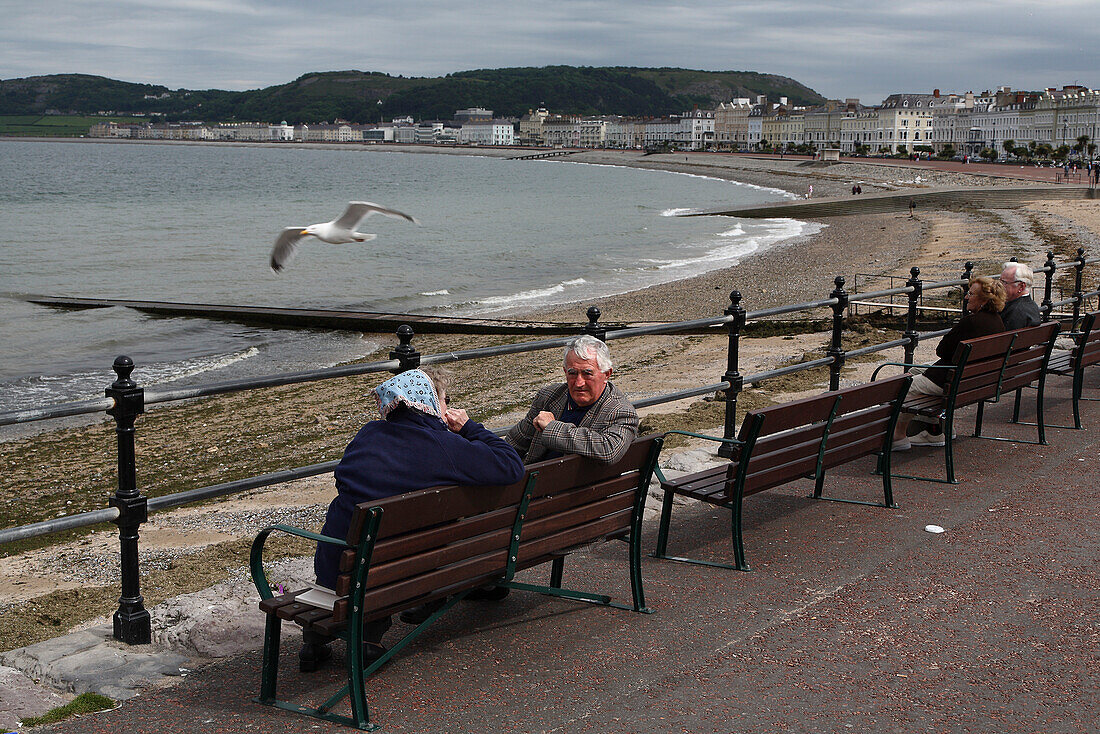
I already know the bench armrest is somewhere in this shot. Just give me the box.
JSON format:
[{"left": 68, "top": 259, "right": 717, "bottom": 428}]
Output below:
[
  {"left": 870, "top": 361, "right": 954, "bottom": 381},
  {"left": 662, "top": 429, "right": 743, "bottom": 445},
  {"left": 250, "top": 523, "right": 350, "bottom": 601},
  {"left": 653, "top": 430, "right": 743, "bottom": 485}
]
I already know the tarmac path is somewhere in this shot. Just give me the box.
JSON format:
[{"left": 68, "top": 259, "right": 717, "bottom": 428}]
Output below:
[{"left": 25, "top": 373, "right": 1100, "bottom": 733}]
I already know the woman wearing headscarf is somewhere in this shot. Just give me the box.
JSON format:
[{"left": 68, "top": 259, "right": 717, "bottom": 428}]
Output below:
[{"left": 302, "top": 366, "right": 524, "bottom": 671}]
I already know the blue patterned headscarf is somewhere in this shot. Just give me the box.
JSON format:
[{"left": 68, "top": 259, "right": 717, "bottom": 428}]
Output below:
[{"left": 374, "top": 369, "right": 443, "bottom": 421}]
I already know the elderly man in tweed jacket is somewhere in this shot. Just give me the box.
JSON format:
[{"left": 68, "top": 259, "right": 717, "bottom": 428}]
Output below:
[{"left": 507, "top": 335, "right": 639, "bottom": 465}]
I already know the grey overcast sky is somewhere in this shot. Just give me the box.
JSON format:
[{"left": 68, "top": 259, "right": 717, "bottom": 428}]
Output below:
[{"left": 2, "top": 0, "right": 1097, "bottom": 105}]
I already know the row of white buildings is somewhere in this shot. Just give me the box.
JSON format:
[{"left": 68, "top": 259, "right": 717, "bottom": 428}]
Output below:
[{"left": 88, "top": 86, "right": 1100, "bottom": 158}]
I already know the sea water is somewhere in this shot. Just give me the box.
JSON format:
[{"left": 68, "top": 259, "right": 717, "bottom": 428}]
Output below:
[{"left": 0, "top": 139, "right": 810, "bottom": 413}]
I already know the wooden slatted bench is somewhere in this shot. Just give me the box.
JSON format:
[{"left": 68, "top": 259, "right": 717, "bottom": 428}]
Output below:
[
  {"left": 652, "top": 375, "right": 912, "bottom": 572},
  {"left": 249, "top": 434, "right": 663, "bottom": 730},
  {"left": 875, "top": 321, "right": 1060, "bottom": 485},
  {"left": 1037, "top": 312, "right": 1100, "bottom": 429}
]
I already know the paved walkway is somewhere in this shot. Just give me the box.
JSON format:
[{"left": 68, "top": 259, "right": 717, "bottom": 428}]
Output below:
[
  {"left": 11, "top": 372, "right": 1100, "bottom": 733},
  {"left": 731, "top": 151, "right": 1099, "bottom": 186}
]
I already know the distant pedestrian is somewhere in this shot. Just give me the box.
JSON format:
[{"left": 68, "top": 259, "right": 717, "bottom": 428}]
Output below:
[
  {"left": 852, "top": 184, "right": 858, "bottom": 195},
  {"left": 909, "top": 200, "right": 916, "bottom": 217},
  {"left": 807, "top": 184, "right": 813, "bottom": 198},
  {"left": 1093, "top": 165, "right": 1099, "bottom": 186}
]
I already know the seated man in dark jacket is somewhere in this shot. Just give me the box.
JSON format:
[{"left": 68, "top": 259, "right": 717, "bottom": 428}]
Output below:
[
  {"left": 893, "top": 276, "right": 1007, "bottom": 449},
  {"left": 303, "top": 367, "right": 524, "bottom": 671},
  {"left": 998, "top": 261, "right": 1042, "bottom": 330}
]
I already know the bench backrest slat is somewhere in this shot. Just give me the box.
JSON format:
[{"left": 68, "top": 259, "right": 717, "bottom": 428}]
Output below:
[
  {"left": 524, "top": 437, "right": 658, "bottom": 500},
  {"left": 947, "top": 323, "right": 1058, "bottom": 407},
  {"left": 1078, "top": 312, "right": 1100, "bottom": 368},
  {"left": 346, "top": 481, "right": 527, "bottom": 544},
  {"left": 517, "top": 437, "right": 660, "bottom": 553},
  {"left": 731, "top": 376, "right": 909, "bottom": 499},
  {"left": 515, "top": 508, "right": 635, "bottom": 572},
  {"left": 361, "top": 506, "right": 517, "bottom": 567},
  {"left": 958, "top": 331, "right": 1018, "bottom": 361},
  {"left": 358, "top": 528, "right": 515, "bottom": 590},
  {"left": 348, "top": 554, "right": 514, "bottom": 621}
]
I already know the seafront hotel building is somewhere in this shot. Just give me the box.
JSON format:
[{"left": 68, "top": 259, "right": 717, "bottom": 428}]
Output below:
[{"left": 89, "top": 85, "right": 1100, "bottom": 159}]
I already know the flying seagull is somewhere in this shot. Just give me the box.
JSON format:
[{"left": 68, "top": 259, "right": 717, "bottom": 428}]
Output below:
[{"left": 270, "top": 201, "right": 419, "bottom": 272}]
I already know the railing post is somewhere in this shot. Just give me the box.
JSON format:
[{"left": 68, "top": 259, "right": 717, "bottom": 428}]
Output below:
[
  {"left": 1041, "top": 250, "right": 1057, "bottom": 321},
  {"left": 960, "top": 261, "right": 974, "bottom": 315},
  {"left": 827, "top": 276, "right": 848, "bottom": 392},
  {"left": 106, "top": 356, "right": 150, "bottom": 645},
  {"left": 583, "top": 306, "right": 606, "bottom": 341},
  {"left": 1072, "top": 248, "right": 1086, "bottom": 331},
  {"left": 903, "top": 267, "right": 922, "bottom": 366},
  {"left": 718, "top": 291, "right": 745, "bottom": 459},
  {"left": 389, "top": 324, "right": 420, "bottom": 373}
]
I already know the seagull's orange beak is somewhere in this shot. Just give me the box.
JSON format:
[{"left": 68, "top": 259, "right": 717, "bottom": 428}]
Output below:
[{"left": 300, "top": 229, "right": 309, "bottom": 235}]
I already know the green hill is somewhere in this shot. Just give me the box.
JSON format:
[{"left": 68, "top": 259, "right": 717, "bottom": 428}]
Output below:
[{"left": 0, "top": 67, "right": 826, "bottom": 125}]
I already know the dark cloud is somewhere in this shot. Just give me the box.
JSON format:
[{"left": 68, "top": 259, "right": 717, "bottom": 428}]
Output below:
[{"left": 1, "top": 0, "right": 1096, "bottom": 104}]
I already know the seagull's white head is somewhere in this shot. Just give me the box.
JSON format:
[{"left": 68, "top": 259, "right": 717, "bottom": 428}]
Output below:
[{"left": 302, "top": 225, "right": 317, "bottom": 236}]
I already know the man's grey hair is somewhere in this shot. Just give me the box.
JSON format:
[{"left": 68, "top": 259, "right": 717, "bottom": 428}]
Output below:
[
  {"left": 1004, "top": 261, "right": 1034, "bottom": 293},
  {"left": 564, "top": 335, "right": 613, "bottom": 372}
]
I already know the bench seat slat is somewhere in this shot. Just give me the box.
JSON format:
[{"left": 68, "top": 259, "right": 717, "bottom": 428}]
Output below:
[
  {"left": 258, "top": 591, "right": 306, "bottom": 616},
  {"left": 663, "top": 466, "right": 727, "bottom": 495}
]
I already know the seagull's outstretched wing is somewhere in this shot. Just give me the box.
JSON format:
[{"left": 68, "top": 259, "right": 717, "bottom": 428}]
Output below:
[
  {"left": 335, "top": 201, "right": 419, "bottom": 230},
  {"left": 270, "top": 227, "right": 307, "bottom": 272}
]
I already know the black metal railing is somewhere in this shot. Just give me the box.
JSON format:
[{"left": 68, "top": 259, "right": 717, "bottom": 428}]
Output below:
[{"left": 1, "top": 248, "right": 1098, "bottom": 644}]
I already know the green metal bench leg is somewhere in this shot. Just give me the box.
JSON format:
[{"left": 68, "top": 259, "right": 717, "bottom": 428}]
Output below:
[
  {"left": 880, "top": 450, "right": 896, "bottom": 508},
  {"left": 652, "top": 489, "right": 675, "bottom": 559},
  {"left": 1073, "top": 372, "right": 1084, "bottom": 429},
  {"left": 346, "top": 627, "right": 370, "bottom": 730},
  {"left": 1011, "top": 386, "right": 1023, "bottom": 423},
  {"left": 258, "top": 613, "right": 281, "bottom": 704},
  {"left": 1036, "top": 378, "right": 1047, "bottom": 445},
  {"left": 943, "top": 414, "right": 957, "bottom": 485},
  {"left": 550, "top": 557, "right": 564, "bottom": 588},
  {"left": 627, "top": 455, "right": 655, "bottom": 612},
  {"left": 731, "top": 492, "right": 750, "bottom": 572}
]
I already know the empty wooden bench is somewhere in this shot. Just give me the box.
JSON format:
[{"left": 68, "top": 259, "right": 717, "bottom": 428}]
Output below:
[
  {"left": 874, "top": 321, "right": 1060, "bottom": 484},
  {"left": 250, "top": 434, "right": 663, "bottom": 730},
  {"left": 1038, "top": 311, "right": 1100, "bottom": 429},
  {"left": 653, "top": 376, "right": 912, "bottom": 572}
]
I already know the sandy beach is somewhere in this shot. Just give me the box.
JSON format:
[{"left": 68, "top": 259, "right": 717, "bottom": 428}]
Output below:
[{"left": 2, "top": 145, "right": 1098, "bottom": 656}]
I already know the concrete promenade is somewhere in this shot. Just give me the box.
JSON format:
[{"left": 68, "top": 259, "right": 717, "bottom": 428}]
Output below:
[{"left": 16, "top": 373, "right": 1100, "bottom": 733}]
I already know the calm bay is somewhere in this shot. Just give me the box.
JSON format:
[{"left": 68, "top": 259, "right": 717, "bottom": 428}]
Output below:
[{"left": 0, "top": 139, "right": 807, "bottom": 412}]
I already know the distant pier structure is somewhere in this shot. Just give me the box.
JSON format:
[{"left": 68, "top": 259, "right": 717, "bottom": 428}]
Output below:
[{"left": 26, "top": 296, "right": 587, "bottom": 335}]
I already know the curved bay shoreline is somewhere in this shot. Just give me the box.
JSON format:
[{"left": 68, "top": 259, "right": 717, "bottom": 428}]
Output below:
[{"left": 3, "top": 143, "right": 1099, "bottom": 655}]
